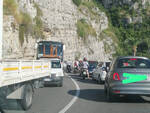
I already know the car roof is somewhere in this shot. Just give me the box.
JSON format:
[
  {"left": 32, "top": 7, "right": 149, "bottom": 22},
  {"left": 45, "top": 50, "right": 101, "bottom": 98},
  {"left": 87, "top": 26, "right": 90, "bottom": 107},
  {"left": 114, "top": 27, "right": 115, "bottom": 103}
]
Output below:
[
  {"left": 88, "top": 61, "right": 98, "bottom": 62},
  {"left": 38, "top": 41, "right": 64, "bottom": 45},
  {"left": 117, "top": 56, "right": 149, "bottom": 60},
  {"left": 39, "top": 58, "right": 61, "bottom": 61},
  {"left": 50, "top": 58, "right": 61, "bottom": 61}
]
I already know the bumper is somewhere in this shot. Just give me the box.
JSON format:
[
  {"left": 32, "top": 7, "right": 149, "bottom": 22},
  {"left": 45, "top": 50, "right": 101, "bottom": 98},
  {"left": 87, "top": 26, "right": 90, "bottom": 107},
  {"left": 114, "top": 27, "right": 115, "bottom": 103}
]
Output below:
[
  {"left": 44, "top": 76, "right": 63, "bottom": 85},
  {"left": 89, "top": 72, "right": 93, "bottom": 75},
  {"left": 110, "top": 86, "right": 150, "bottom": 95},
  {"left": 101, "top": 76, "right": 106, "bottom": 81}
]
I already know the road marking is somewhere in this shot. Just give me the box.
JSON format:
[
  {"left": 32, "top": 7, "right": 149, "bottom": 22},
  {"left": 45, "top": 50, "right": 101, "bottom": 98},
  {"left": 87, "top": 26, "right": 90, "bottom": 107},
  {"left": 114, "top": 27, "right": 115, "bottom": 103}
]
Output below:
[{"left": 58, "top": 76, "right": 80, "bottom": 113}]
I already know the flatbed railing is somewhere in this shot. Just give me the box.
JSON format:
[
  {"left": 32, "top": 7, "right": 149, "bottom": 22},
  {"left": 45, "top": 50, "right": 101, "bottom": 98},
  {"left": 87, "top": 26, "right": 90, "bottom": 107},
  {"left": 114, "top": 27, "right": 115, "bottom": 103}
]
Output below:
[{"left": 0, "top": 60, "right": 51, "bottom": 87}]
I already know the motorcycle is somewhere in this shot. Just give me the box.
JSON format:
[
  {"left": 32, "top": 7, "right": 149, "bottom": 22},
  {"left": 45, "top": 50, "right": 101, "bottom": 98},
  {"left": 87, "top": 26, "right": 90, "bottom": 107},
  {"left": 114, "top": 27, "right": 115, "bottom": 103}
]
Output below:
[
  {"left": 67, "top": 64, "right": 72, "bottom": 73},
  {"left": 81, "top": 68, "right": 88, "bottom": 80},
  {"left": 74, "top": 66, "right": 80, "bottom": 73}
]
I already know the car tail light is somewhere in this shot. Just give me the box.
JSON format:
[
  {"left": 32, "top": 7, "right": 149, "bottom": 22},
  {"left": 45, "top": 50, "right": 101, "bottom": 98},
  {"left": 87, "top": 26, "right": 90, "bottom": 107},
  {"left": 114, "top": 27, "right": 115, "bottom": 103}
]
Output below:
[
  {"left": 130, "top": 58, "right": 137, "bottom": 60},
  {"left": 113, "top": 73, "right": 120, "bottom": 80},
  {"left": 113, "top": 90, "right": 120, "bottom": 93}
]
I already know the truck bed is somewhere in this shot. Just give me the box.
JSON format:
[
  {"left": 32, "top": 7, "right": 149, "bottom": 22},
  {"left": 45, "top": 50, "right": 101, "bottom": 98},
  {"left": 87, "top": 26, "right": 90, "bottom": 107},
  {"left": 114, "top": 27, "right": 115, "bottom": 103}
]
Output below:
[{"left": 0, "top": 60, "right": 51, "bottom": 87}]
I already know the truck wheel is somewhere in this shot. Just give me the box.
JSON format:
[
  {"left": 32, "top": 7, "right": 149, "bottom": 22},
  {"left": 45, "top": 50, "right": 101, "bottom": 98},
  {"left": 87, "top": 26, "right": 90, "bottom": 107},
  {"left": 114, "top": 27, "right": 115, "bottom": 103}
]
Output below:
[
  {"left": 34, "top": 81, "right": 40, "bottom": 89},
  {"left": 82, "top": 76, "right": 85, "bottom": 80},
  {"left": 20, "top": 84, "right": 33, "bottom": 110}
]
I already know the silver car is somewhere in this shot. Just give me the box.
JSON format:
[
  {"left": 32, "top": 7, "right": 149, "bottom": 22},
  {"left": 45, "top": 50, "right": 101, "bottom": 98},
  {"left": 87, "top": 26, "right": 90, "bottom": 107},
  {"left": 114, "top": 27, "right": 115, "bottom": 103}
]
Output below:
[
  {"left": 105, "top": 56, "right": 150, "bottom": 102},
  {"left": 92, "top": 66, "right": 107, "bottom": 84}
]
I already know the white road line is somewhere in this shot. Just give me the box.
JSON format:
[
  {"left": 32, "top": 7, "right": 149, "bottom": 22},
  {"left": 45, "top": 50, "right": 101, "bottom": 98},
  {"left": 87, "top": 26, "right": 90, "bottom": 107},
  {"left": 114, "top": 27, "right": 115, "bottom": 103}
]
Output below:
[{"left": 58, "top": 76, "right": 80, "bottom": 113}]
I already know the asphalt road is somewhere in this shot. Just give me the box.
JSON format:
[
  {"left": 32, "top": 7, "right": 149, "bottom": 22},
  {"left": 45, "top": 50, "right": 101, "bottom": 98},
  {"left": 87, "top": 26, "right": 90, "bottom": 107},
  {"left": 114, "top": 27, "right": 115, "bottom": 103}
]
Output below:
[{"left": 4, "top": 73, "right": 150, "bottom": 113}]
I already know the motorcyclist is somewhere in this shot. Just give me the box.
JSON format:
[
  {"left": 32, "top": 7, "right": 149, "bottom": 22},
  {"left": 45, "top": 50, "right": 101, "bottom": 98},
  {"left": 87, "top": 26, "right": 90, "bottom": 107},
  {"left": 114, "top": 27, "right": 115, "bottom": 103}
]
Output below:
[
  {"left": 82, "top": 57, "right": 90, "bottom": 79},
  {"left": 66, "top": 61, "right": 72, "bottom": 73},
  {"left": 74, "top": 60, "right": 79, "bottom": 69}
]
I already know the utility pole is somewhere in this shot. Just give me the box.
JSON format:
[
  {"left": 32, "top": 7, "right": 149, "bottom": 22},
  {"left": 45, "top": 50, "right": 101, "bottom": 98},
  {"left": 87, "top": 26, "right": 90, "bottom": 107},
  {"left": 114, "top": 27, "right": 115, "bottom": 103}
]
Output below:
[{"left": 0, "top": 0, "right": 3, "bottom": 60}]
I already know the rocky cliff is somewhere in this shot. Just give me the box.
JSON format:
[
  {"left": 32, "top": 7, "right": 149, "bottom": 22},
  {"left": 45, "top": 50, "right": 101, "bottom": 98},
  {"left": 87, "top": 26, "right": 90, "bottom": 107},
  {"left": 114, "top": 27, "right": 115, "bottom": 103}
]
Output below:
[
  {"left": 101, "top": 0, "right": 150, "bottom": 57},
  {"left": 102, "top": 0, "right": 150, "bottom": 23},
  {"left": 3, "top": 0, "right": 116, "bottom": 61}
]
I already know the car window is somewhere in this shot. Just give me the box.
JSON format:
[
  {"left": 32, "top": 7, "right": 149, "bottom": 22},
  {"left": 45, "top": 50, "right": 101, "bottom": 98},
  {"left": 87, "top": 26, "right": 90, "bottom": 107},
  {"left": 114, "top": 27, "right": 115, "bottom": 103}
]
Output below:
[
  {"left": 51, "top": 60, "right": 61, "bottom": 68},
  {"left": 117, "top": 58, "right": 150, "bottom": 68},
  {"left": 88, "top": 61, "right": 98, "bottom": 68}
]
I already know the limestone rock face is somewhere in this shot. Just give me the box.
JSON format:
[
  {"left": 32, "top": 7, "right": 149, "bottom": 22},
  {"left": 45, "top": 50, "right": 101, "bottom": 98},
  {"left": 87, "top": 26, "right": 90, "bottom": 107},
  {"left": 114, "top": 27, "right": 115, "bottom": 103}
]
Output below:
[{"left": 3, "top": 0, "right": 114, "bottom": 61}]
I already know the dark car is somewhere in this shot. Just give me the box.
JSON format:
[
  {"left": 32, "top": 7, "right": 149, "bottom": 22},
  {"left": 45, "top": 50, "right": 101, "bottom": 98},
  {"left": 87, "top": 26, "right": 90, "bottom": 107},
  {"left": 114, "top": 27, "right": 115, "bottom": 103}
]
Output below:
[
  {"left": 105, "top": 56, "right": 150, "bottom": 102},
  {"left": 88, "top": 61, "right": 98, "bottom": 75}
]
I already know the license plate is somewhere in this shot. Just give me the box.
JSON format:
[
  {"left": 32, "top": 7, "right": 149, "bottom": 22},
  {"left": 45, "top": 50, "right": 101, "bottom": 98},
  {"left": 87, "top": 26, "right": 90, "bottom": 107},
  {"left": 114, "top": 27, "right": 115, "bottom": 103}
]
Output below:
[
  {"left": 83, "top": 72, "right": 86, "bottom": 74},
  {"left": 44, "top": 78, "right": 52, "bottom": 81}
]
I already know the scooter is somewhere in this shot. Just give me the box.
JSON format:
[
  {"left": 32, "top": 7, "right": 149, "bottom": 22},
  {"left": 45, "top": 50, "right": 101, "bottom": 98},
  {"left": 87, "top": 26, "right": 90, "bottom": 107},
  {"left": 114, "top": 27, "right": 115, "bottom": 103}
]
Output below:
[
  {"left": 81, "top": 68, "right": 88, "bottom": 80},
  {"left": 67, "top": 64, "right": 72, "bottom": 73},
  {"left": 74, "top": 66, "right": 80, "bottom": 73}
]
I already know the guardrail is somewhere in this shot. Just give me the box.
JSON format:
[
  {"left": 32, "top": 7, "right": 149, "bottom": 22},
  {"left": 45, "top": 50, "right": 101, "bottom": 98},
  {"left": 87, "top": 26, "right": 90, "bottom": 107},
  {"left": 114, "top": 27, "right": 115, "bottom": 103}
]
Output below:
[{"left": 0, "top": 60, "right": 51, "bottom": 87}]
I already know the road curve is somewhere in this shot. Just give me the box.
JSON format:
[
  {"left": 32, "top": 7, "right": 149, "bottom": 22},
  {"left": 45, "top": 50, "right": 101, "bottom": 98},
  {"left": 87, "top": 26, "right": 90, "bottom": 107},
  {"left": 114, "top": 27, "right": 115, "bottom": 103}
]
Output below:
[{"left": 4, "top": 73, "right": 150, "bottom": 113}]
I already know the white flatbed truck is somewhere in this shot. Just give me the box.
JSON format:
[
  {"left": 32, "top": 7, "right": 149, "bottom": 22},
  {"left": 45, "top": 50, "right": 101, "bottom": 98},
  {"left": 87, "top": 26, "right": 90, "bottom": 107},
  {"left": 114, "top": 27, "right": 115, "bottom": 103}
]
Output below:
[
  {"left": 0, "top": 60, "right": 51, "bottom": 110},
  {"left": 0, "top": 1, "right": 52, "bottom": 110}
]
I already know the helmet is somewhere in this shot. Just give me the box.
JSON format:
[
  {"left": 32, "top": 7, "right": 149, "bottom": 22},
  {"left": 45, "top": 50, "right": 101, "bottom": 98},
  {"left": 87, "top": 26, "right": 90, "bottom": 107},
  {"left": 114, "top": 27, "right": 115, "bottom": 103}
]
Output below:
[
  {"left": 79, "top": 60, "right": 82, "bottom": 63},
  {"left": 83, "top": 57, "right": 87, "bottom": 61}
]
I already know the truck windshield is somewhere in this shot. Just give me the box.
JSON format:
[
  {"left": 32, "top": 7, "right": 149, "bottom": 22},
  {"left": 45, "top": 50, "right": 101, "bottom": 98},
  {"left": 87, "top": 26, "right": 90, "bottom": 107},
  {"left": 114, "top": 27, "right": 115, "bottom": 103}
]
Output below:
[
  {"left": 51, "top": 60, "right": 61, "bottom": 68},
  {"left": 117, "top": 58, "right": 150, "bottom": 68}
]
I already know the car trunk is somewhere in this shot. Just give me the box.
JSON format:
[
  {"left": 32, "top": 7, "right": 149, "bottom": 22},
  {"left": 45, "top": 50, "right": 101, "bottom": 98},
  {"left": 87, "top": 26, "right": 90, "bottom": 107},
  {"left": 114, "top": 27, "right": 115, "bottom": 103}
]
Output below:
[{"left": 114, "top": 68, "right": 150, "bottom": 86}]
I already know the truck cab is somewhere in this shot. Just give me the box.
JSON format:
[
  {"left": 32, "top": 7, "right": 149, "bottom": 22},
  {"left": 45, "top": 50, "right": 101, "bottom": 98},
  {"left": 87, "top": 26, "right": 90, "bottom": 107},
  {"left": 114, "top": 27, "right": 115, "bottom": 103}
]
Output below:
[
  {"left": 44, "top": 58, "right": 64, "bottom": 87},
  {"left": 37, "top": 41, "right": 64, "bottom": 62}
]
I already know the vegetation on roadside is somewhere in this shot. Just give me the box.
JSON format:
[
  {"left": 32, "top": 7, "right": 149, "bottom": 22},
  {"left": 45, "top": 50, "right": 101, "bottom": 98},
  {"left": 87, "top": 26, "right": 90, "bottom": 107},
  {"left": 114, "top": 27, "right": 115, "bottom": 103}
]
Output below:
[
  {"left": 76, "top": 19, "right": 96, "bottom": 43},
  {"left": 4, "top": 0, "right": 32, "bottom": 45},
  {"left": 4, "top": 0, "right": 21, "bottom": 23},
  {"left": 103, "top": 41, "right": 111, "bottom": 54},
  {"left": 33, "top": 3, "right": 44, "bottom": 39},
  {"left": 72, "top": 0, "right": 82, "bottom": 6},
  {"left": 4, "top": 0, "right": 44, "bottom": 45},
  {"left": 93, "top": 0, "right": 150, "bottom": 57},
  {"left": 74, "top": 0, "right": 150, "bottom": 57}
]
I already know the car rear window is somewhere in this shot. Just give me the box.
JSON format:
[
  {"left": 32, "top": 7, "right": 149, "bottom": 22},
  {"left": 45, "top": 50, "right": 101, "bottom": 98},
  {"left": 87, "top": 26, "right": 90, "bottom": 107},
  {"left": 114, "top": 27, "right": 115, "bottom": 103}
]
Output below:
[
  {"left": 117, "top": 58, "right": 150, "bottom": 68},
  {"left": 88, "top": 61, "right": 98, "bottom": 68},
  {"left": 51, "top": 60, "right": 61, "bottom": 68}
]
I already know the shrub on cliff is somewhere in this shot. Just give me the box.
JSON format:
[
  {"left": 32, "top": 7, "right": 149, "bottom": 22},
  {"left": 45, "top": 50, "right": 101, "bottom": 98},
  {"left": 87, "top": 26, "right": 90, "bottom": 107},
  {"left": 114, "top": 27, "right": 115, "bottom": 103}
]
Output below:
[
  {"left": 4, "top": 0, "right": 44, "bottom": 45},
  {"left": 76, "top": 19, "right": 96, "bottom": 43},
  {"left": 72, "top": 0, "right": 81, "bottom": 6}
]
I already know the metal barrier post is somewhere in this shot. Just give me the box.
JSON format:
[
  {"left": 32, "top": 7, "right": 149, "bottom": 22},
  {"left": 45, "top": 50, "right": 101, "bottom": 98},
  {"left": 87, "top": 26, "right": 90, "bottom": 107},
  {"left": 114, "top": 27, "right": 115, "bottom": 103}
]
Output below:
[
  {"left": 0, "top": 0, "right": 3, "bottom": 60},
  {"left": 19, "top": 61, "right": 22, "bottom": 80}
]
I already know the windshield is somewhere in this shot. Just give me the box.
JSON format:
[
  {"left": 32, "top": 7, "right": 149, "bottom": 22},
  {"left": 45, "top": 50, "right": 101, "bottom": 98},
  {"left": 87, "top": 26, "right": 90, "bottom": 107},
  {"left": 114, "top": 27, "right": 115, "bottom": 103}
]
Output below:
[
  {"left": 37, "top": 42, "right": 64, "bottom": 61},
  {"left": 117, "top": 58, "right": 150, "bottom": 68},
  {"left": 51, "top": 60, "right": 61, "bottom": 68},
  {"left": 88, "top": 61, "right": 98, "bottom": 68}
]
